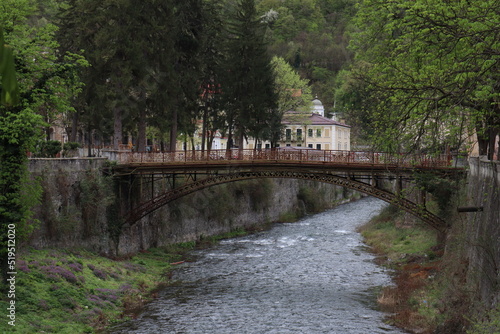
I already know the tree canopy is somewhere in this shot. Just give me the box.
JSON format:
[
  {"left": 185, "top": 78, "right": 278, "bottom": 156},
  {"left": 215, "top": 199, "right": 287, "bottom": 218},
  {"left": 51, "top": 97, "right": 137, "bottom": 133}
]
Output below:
[{"left": 340, "top": 0, "right": 500, "bottom": 157}]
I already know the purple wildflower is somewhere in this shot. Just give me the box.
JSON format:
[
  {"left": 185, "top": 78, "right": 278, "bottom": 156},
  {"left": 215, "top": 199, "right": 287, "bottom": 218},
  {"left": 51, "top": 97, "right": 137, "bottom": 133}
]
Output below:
[
  {"left": 68, "top": 262, "right": 83, "bottom": 272},
  {"left": 17, "top": 260, "right": 30, "bottom": 273},
  {"left": 40, "top": 265, "right": 78, "bottom": 284},
  {"left": 92, "top": 269, "right": 107, "bottom": 280}
]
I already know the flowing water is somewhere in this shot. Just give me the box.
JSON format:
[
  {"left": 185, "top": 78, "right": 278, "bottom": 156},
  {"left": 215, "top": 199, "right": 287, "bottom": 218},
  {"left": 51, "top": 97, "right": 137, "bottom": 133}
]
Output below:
[{"left": 111, "top": 197, "right": 406, "bottom": 334}]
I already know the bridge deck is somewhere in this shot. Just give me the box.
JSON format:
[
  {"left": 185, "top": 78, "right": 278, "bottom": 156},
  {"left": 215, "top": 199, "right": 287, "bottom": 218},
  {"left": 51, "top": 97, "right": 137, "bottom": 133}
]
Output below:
[{"left": 111, "top": 149, "right": 463, "bottom": 175}]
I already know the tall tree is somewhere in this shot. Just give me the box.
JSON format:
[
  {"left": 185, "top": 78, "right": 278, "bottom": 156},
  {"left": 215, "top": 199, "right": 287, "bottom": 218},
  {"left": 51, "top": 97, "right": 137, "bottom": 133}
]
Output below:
[
  {"left": 223, "top": 0, "right": 279, "bottom": 150},
  {"left": 197, "top": 0, "right": 226, "bottom": 153},
  {"left": 168, "top": 0, "right": 205, "bottom": 152},
  {"left": 271, "top": 56, "right": 312, "bottom": 113},
  {"left": 346, "top": 0, "right": 500, "bottom": 158}
]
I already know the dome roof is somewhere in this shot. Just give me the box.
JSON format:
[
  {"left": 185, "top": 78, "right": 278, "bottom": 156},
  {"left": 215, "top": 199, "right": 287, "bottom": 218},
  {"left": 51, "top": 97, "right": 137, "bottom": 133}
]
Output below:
[{"left": 312, "top": 98, "right": 323, "bottom": 105}]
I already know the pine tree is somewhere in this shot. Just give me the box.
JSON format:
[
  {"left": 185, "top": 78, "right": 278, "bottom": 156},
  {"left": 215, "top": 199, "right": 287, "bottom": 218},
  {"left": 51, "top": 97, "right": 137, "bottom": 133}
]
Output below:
[{"left": 222, "top": 0, "right": 279, "bottom": 151}]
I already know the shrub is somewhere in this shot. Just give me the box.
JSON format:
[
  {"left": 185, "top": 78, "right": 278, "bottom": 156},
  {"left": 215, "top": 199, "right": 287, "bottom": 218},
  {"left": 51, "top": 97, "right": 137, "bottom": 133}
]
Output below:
[
  {"left": 63, "top": 141, "right": 81, "bottom": 151},
  {"left": 35, "top": 140, "right": 62, "bottom": 157},
  {"left": 63, "top": 142, "right": 81, "bottom": 157}
]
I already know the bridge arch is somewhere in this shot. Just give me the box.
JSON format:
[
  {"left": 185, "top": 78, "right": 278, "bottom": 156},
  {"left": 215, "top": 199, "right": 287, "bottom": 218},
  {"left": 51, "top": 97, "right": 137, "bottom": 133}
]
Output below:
[{"left": 123, "top": 170, "right": 446, "bottom": 233}]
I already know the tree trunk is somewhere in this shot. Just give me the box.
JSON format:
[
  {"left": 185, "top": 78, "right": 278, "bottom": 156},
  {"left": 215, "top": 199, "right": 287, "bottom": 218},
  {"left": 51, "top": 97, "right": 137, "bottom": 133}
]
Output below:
[
  {"left": 87, "top": 124, "right": 92, "bottom": 157},
  {"left": 70, "top": 112, "right": 79, "bottom": 142},
  {"left": 476, "top": 122, "right": 489, "bottom": 156},
  {"left": 487, "top": 128, "right": 499, "bottom": 161},
  {"left": 113, "top": 108, "right": 122, "bottom": 150},
  {"left": 201, "top": 105, "right": 208, "bottom": 153},
  {"left": 237, "top": 130, "right": 244, "bottom": 159},
  {"left": 226, "top": 127, "right": 233, "bottom": 159},
  {"left": 208, "top": 130, "right": 215, "bottom": 154},
  {"left": 137, "top": 108, "right": 147, "bottom": 152},
  {"left": 169, "top": 108, "right": 177, "bottom": 152}
]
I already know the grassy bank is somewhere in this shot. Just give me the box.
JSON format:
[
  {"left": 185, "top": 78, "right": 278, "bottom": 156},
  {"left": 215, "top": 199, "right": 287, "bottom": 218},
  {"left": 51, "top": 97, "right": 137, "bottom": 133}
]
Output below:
[
  {"left": 358, "top": 204, "right": 444, "bottom": 334},
  {"left": 0, "top": 228, "right": 248, "bottom": 333}
]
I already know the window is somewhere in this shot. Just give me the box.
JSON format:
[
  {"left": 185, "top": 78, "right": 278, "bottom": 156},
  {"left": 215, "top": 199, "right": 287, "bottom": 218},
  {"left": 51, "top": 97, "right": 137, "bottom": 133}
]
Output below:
[
  {"left": 338, "top": 130, "right": 342, "bottom": 138},
  {"left": 297, "top": 129, "right": 302, "bottom": 141},
  {"left": 338, "top": 143, "right": 341, "bottom": 150},
  {"left": 286, "top": 143, "right": 291, "bottom": 147},
  {"left": 297, "top": 144, "right": 302, "bottom": 147},
  {"left": 308, "top": 129, "right": 313, "bottom": 137},
  {"left": 285, "top": 129, "right": 291, "bottom": 141},
  {"left": 265, "top": 143, "right": 270, "bottom": 149},
  {"left": 308, "top": 144, "right": 313, "bottom": 148},
  {"left": 257, "top": 143, "right": 262, "bottom": 149},
  {"left": 316, "top": 129, "right": 321, "bottom": 137},
  {"left": 316, "top": 144, "right": 321, "bottom": 150}
]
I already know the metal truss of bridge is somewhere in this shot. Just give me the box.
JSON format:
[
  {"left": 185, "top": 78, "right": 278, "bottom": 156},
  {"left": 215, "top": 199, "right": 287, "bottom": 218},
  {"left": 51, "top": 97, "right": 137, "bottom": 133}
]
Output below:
[{"left": 110, "top": 149, "right": 465, "bottom": 234}]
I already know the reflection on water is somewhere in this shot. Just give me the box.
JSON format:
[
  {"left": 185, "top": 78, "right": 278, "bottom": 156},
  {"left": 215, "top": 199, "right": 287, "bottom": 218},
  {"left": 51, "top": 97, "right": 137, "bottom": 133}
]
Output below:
[{"left": 111, "top": 197, "right": 406, "bottom": 334}]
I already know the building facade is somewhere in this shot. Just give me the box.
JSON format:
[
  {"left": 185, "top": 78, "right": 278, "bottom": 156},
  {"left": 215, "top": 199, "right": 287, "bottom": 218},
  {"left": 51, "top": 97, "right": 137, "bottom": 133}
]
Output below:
[{"left": 246, "top": 98, "right": 351, "bottom": 151}]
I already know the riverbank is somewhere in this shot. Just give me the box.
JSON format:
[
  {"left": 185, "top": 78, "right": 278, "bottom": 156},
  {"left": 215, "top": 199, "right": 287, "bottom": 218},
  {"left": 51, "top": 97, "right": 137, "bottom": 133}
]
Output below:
[
  {"left": 0, "top": 228, "right": 252, "bottom": 333},
  {"left": 358, "top": 205, "right": 443, "bottom": 334}
]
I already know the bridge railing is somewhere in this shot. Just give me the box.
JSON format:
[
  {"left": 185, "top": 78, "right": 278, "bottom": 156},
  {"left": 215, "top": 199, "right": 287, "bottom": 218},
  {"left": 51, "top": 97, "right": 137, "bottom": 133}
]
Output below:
[{"left": 111, "top": 149, "right": 452, "bottom": 168}]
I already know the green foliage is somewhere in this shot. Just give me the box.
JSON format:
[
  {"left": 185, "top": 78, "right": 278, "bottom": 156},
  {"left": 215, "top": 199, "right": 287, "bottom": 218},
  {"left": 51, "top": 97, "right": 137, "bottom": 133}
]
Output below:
[
  {"left": 345, "top": 0, "right": 500, "bottom": 156},
  {"left": 80, "top": 171, "right": 115, "bottom": 237},
  {"left": 468, "top": 305, "right": 500, "bottom": 334},
  {"left": 257, "top": 0, "right": 358, "bottom": 108},
  {"left": 414, "top": 172, "right": 460, "bottom": 216},
  {"left": 0, "top": 247, "right": 183, "bottom": 333},
  {"left": 197, "top": 227, "right": 248, "bottom": 247},
  {"left": 0, "top": 27, "right": 19, "bottom": 106},
  {"left": 63, "top": 141, "right": 80, "bottom": 151},
  {"left": 223, "top": 0, "right": 280, "bottom": 147},
  {"left": 272, "top": 56, "right": 313, "bottom": 113},
  {"left": 2, "top": 1, "right": 88, "bottom": 134},
  {"left": 1, "top": 23, "right": 45, "bottom": 287},
  {"left": 359, "top": 205, "right": 437, "bottom": 263},
  {"left": 62, "top": 141, "right": 81, "bottom": 157},
  {"left": 34, "top": 140, "right": 62, "bottom": 158}
]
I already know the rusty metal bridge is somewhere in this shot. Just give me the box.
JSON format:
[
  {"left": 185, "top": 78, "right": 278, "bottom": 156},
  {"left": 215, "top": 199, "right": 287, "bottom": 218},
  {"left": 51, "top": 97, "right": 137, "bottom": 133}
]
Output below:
[{"left": 110, "top": 149, "right": 465, "bottom": 234}]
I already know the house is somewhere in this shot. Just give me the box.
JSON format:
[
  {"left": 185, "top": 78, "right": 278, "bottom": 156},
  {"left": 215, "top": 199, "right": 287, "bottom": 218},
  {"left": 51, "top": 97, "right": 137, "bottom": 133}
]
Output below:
[{"left": 246, "top": 97, "right": 351, "bottom": 151}]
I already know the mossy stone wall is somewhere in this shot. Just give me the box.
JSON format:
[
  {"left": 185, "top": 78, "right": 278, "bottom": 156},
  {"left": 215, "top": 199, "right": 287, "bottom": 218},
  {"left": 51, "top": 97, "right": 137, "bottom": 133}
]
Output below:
[{"left": 27, "top": 159, "right": 354, "bottom": 256}]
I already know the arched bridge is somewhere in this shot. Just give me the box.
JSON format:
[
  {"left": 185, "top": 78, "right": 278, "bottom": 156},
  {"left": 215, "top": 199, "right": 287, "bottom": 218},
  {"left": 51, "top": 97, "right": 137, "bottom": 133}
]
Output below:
[{"left": 110, "top": 149, "right": 465, "bottom": 234}]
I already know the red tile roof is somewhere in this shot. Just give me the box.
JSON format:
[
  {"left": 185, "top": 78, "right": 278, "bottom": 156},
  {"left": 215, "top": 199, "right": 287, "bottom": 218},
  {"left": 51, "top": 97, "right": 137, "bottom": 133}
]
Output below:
[{"left": 282, "top": 112, "right": 350, "bottom": 127}]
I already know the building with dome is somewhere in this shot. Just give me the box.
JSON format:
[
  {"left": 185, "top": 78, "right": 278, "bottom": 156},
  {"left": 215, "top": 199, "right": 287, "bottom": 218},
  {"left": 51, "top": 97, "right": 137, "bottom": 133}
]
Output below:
[{"left": 245, "top": 97, "right": 351, "bottom": 151}]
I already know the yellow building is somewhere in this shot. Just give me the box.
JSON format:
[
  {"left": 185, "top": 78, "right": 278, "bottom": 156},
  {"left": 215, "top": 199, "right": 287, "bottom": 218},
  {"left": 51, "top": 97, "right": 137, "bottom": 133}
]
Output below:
[{"left": 246, "top": 98, "right": 351, "bottom": 151}]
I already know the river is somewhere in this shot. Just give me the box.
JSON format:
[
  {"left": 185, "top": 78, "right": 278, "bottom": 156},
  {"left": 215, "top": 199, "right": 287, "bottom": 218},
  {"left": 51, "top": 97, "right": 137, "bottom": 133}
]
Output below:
[{"left": 111, "top": 197, "right": 406, "bottom": 334}]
